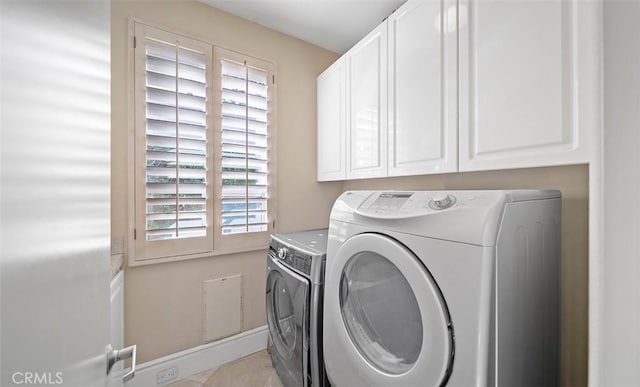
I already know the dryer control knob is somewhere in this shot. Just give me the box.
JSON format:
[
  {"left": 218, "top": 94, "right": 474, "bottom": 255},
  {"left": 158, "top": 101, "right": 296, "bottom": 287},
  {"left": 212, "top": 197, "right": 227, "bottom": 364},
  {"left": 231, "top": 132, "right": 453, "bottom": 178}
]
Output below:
[
  {"left": 277, "top": 247, "right": 289, "bottom": 260},
  {"left": 429, "top": 194, "right": 456, "bottom": 210}
]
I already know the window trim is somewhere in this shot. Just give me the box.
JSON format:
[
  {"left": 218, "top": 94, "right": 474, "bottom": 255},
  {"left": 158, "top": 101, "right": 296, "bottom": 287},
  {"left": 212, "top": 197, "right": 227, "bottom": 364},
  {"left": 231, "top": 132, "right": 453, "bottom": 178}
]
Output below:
[{"left": 127, "top": 18, "right": 277, "bottom": 267}]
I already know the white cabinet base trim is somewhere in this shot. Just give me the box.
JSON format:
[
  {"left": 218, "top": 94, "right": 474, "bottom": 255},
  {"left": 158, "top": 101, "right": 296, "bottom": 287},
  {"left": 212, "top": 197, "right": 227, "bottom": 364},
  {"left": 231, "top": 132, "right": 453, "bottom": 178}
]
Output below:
[{"left": 125, "top": 326, "right": 268, "bottom": 386}]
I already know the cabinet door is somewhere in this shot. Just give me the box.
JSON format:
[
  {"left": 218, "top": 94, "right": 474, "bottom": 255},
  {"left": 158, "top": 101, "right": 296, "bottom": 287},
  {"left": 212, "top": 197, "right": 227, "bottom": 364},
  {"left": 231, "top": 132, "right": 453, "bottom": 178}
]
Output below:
[
  {"left": 459, "top": 0, "right": 601, "bottom": 171},
  {"left": 388, "top": 0, "right": 458, "bottom": 176},
  {"left": 347, "top": 22, "right": 388, "bottom": 179},
  {"left": 317, "top": 58, "right": 346, "bottom": 181}
]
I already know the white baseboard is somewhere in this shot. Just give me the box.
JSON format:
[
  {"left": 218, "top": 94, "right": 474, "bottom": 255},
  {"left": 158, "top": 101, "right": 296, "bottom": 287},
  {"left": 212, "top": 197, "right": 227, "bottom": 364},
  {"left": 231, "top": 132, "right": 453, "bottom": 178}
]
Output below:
[{"left": 124, "top": 326, "right": 269, "bottom": 386}]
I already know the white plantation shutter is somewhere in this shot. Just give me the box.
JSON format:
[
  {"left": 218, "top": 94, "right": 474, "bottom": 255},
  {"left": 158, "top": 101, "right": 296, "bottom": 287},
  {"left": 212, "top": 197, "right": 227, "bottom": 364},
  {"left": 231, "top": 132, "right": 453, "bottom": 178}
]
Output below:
[
  {"left": 131, "top": 25, "right": 275, "bottom": 262},
  {"left": 214, "top": 48, "right": 274, "bottom": 250},
  {"left": 134, "top": 24, "right": 213, "bottom": 260},
  {"left": 220, "top": 60, "right": 268, "bottom": 234}
]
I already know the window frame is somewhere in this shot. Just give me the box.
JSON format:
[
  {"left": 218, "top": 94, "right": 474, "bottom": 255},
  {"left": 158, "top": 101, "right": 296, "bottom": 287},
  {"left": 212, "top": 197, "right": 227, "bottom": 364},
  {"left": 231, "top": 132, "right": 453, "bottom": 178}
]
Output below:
[{"left": 127, "top": 19, "right": 277, "bottom": 266}]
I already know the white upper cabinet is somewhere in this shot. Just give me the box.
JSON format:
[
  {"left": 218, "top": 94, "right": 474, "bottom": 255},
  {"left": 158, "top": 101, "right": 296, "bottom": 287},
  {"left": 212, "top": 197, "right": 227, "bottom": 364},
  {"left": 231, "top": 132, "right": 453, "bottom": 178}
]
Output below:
[
  {"left": 388, "top": 0, "right": 458, "bottom": 176},
  {"left": 458, "top": 0, "right": 601, "bottom": 171},
  {"left": 316, "top": 0, "right": 601, "bottom": 181},
  {"left": 346, "top": 22, "right": 388, "bottom": 179},
  {"left": 317, "top": 58, "right": 347, "bottom": 181}
]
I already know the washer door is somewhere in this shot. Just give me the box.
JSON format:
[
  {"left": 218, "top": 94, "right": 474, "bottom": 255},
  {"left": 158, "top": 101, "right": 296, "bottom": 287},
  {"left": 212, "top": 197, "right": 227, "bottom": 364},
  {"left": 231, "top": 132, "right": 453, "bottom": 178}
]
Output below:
[
  {"left": 324, "top": 233, "right": 453, "bottom": 387},
  {"left": 266, "top": 255, "right": 309, "bottom": 387}
]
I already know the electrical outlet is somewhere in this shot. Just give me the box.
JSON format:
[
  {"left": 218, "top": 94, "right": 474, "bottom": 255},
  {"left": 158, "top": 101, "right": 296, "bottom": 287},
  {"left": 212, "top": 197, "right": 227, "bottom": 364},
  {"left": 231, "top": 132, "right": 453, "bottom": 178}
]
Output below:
[{"left": 156, "top": 366, "right": 178, "bottom": 385}]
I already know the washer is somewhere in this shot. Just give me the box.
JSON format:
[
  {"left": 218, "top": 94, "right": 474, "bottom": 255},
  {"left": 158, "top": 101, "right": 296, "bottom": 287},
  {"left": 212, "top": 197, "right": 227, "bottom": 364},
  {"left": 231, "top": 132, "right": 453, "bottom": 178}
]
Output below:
[
  {"left": 323, "top": 190, "right": 561, "bottom": 386},
  {"left": 267, "top": 229, "right": 329, "bottom": 387}
]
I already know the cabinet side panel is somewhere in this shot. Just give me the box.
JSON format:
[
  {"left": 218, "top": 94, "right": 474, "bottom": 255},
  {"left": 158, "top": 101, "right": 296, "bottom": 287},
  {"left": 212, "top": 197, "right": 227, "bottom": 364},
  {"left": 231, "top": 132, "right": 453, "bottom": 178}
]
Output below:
[{"left": 317, "top": 63, "right": 345, "bottom": 181}]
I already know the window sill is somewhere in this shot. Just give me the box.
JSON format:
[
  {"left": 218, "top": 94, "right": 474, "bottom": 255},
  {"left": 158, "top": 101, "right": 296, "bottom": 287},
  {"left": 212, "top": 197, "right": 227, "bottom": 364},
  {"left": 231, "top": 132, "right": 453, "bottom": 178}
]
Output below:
[{"left": 127, "top": 244, "right": 269, "bottom": 267}]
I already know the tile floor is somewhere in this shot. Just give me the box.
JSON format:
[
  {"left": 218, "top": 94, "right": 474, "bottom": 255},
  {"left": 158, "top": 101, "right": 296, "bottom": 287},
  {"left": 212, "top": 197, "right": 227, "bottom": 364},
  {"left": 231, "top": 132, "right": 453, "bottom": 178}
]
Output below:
[{"left": 167, "top": 350, "right": 284, "bottom": 387}]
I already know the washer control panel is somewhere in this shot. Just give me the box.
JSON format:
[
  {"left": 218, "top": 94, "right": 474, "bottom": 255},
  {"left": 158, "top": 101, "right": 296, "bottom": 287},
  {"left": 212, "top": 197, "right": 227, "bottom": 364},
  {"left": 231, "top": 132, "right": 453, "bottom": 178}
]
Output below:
[{"left": 269, "top": 242, "right": 312, "bottom": 276}]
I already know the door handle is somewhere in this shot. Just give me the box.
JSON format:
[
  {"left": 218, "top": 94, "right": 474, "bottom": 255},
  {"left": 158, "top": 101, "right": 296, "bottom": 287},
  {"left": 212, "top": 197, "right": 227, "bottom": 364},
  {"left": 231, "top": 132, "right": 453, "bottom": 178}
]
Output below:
[{"left": 107, "top": 344, "right": 137, "bottom": 383}]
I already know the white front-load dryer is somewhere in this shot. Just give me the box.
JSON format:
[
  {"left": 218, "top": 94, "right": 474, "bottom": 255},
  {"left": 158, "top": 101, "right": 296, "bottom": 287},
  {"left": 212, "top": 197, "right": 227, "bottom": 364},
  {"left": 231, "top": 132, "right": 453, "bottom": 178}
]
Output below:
[{"left": 323, "top": 190, "right": 561, "bottom": 387}]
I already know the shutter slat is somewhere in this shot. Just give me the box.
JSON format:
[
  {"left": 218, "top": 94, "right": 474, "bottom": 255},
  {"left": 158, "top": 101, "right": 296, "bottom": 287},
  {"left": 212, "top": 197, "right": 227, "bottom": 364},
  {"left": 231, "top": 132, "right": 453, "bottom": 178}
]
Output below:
[
  {"left": 147, "top": 152, "right": 206, "bottom": 165},
  {"left": 222, "top": 96, "right": 267, "bottom": 115},
  {"left": 148, "top": 134, "right": 207, "bottom": 145},
  {"left": 222, "top": 88, "right": 267, "bottom": 106},
  {"left": 223, "top": 120, "right": 267, "bottom": 135},
  {"left": 222, "top": 208, "right": 267, "bottom": 214},
  {"left": 178, "top": 47, "right": 207, "bottom": 68},
  {"left": 221, "top": 185, "right": 267, "bottom": 198},
  {"left": 147, "top": 101, "right": 206, "bottom": 114},
  {"left": 146, "top": 40, "right": 177, "bottom": 61},
  {"left": 222, "top": 132, "right": 267, "bottom": 148},
  {"left": 222, "top": 224, "right": 268, "bottom": 235},
  {"left": 147, "top": 184, "right": 206, "bottom": 199},
  {"left": 147, "top": 119, "right": 206, "bottom": 139},
  {"left": 222, "top": 73, "right": 267, "bottom": 87},
  {"left": 221, "top": 87, "right": 267, "bottom": 101},
  {"left": 147, "top": 57, "right": 206, "bottom": 83},
  {"left": 222, "top": 153, "right": 267, "bottom": 162},
  {"left": 221, "top": 213, "right": 268, "bottom": 226},
  {"left": 221, "top": 123, "right": 267, "bottom": 136},
  {"left": 147, "top": 72, "right": 206, "bottom": 98},
  {"left": 148, "top": 166, "right": 205, "bottom": 175},
  {"left": 146, "top": 211, "right": 207, "bottom": 221},
  {"left": 222, "top": 143, "right": 268, "bottom": 154},
  {"left": 222, "top": 155, "right": 267, "bottom": 163},
  {"left": 222, "top": 102, "right": 267, "bottom": 122},
  {"left": 147, "top": 197, "right": 206, "bottom": 204},
  {"left": 147, "top": 135, "right": 207, "bottom": 158},
  {"left": 222, "top": 172, "right": 267, "bottom": 186},
  {"left": 147, "top": 104, "right": 206, "bottom": 126},
  {"left": 221, "top": 114, "right": 267, "bottom": 125},
  {"left": 147, "top": 85, "right": 207, "bottom": 102}
]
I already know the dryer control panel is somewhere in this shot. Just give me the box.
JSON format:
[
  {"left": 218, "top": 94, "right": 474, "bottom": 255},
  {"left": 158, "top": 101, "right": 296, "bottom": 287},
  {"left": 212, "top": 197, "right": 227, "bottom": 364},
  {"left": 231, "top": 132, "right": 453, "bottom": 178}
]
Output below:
[
  {"left": 333, "top": 190, "right": 560, "bottom": 246},
  {"left": 357, "top": 191, "right": 463, "bottom": 218},
  {"left": 366, "top": 192, "right": 414, "bottom": 211}
]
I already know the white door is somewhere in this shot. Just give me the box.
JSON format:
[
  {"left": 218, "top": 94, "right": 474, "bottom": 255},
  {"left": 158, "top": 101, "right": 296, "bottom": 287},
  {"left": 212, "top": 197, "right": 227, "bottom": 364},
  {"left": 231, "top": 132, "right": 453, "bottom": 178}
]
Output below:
[
  {"left": 0, "top": 2, "right": 131, "bottom": 386},
  {"left": 458, "top": 0, "right": 601, "bottom": 171},
  {"left": 346, "top": 22, "right": 388, "bottom": 179},
  {"left": 317, "top": 58, "right": 347, "bottom": 181},
  {"left": 388, "top": 0, "right": 458, "bottom": 176},
  {"left": 323, "top": 233, "right": 453, "bottom": 387}
]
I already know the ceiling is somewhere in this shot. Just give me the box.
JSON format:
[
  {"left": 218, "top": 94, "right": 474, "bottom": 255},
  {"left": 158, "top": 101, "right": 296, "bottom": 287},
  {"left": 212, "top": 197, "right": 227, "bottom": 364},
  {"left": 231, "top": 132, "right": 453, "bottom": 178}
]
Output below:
[{"left": 199, "top": 0, "right": 406, "bottom": 54}]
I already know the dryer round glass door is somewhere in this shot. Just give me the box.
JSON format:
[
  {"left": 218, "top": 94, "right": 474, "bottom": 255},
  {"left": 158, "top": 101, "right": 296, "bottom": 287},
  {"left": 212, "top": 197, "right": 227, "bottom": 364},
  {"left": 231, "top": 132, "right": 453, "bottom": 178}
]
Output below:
[
  {"left": 324, "top": 233, "right": 454, "bottom": 386},
  {"left": 340, "top": 251, "right": 423, "bottom": 374}
]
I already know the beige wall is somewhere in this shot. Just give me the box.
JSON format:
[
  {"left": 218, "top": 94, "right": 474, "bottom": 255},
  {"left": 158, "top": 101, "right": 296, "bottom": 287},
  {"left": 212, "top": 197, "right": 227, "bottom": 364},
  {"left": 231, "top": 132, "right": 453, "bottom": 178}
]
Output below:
[
  {"left": 344, "top": 164, "right": 589, "bottom": 387},
  {"left": 111, "top": 0, "right": 342, "bottom": 363}
]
